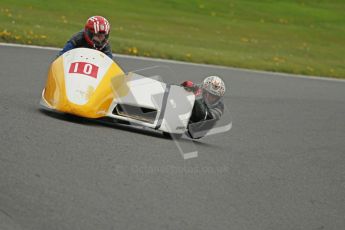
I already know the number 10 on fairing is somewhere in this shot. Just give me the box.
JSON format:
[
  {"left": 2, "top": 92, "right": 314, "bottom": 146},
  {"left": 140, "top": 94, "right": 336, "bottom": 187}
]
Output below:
[{"left": 68, "top": 62, "right": 99, "bottom": 78}]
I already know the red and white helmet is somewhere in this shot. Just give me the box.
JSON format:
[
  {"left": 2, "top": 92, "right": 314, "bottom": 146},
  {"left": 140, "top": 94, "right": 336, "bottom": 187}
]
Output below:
[
  {"left": 202, "top": 76, "right": 226, "bottom": 97},
  {"left": 201, "top": 76, "right": 226, "bottom": 106},
  {"left": 84, "top": 16, "right": 110, "bottom": 50}
]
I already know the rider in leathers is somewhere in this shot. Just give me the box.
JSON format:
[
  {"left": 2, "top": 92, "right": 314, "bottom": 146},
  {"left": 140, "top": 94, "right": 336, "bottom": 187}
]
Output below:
[
  {"left": 181, "top": 76, "right": 226, "bottom": 123},
  {"left": 58, "top": 16, "right": 113, "bottom": 59}
]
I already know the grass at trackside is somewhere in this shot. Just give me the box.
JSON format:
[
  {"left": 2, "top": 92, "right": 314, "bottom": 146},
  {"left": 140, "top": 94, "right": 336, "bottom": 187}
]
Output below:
[{"left": 0, "top": 0, "right": 344, "bottom": 78}]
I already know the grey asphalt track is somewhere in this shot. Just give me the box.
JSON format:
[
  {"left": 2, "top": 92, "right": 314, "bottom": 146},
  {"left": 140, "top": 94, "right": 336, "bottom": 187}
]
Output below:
[{"left": 1, "top": 45, "right": 345, "bottom": 230}]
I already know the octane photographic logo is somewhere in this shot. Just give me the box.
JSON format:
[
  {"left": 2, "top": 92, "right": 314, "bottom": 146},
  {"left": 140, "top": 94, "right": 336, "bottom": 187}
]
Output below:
[
  {"left": 131, "top": 164, "right": 230, "bottom": 175},
  {"left": 111, "top": 66, "right": 232, "bottom": 160},
  {"left": 112, "top": 164, "right": 229, "bottom": 175}
]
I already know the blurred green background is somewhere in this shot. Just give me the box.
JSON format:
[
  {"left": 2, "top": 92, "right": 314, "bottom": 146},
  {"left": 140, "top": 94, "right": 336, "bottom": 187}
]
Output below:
[{"left": 1, "top": 0, "right": 344, "bottom": 78}]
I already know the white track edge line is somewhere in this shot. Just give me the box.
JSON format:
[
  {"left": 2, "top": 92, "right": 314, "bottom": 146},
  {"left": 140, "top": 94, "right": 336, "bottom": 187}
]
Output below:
[{"left": 1, "top": 42, "right": 344, "bottom": 83}]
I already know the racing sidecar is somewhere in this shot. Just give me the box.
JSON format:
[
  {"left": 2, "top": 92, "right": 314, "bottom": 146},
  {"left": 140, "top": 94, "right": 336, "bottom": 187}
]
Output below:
[{"left": 40, "top": 48, "right": 230, "bottom": 139}]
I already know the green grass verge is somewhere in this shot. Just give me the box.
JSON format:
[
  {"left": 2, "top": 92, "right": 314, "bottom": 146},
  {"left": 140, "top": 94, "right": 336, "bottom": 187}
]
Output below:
[{"left": 1, "top": 0, "right": 344, "bottom": 78}]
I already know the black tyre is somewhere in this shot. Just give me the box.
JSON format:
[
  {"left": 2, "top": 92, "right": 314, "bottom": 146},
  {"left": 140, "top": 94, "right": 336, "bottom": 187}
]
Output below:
[{"left": 162, "top": 132, "right": 182, "bottom": 139}]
